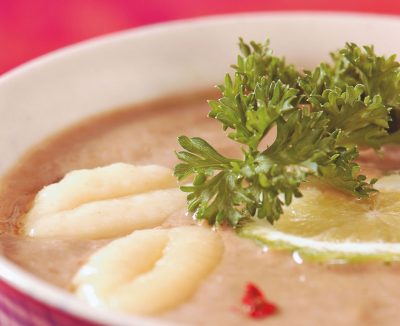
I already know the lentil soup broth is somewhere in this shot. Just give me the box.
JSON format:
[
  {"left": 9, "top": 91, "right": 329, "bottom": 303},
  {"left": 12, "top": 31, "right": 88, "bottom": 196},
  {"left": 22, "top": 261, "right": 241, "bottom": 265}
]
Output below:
[{"left": 1, "top": 90, "right": 400, "bottom": 326}]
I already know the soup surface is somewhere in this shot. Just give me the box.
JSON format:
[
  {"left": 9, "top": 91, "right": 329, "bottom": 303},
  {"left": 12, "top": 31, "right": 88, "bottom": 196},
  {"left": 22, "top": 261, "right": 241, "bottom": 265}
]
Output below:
[{"left": 1, "top": 90, "right": 400, "bottom": 326}]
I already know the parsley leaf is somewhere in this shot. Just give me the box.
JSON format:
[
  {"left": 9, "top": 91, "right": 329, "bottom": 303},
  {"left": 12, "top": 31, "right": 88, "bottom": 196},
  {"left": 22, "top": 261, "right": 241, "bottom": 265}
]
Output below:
[
  {"left": 308, "top": 85, "right": 390, "bottom": 149},
  {"left": 208, "top": 77, "right": 298, "bottom": 151},
  {"left": 174, "top": 38, "right": 390, "bottom": 226},
  {"left": 300, "top": 42, "right": 400, "bottom": 147},
  {"left": 233, "top": 38, "right": 299, "bottom": 89}
]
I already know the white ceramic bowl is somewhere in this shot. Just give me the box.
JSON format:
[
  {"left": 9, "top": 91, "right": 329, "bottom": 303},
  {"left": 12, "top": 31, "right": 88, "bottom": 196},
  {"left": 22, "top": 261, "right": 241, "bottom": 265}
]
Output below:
[{"left": 1, "top": 12, "right": 400, "bottom": 326}]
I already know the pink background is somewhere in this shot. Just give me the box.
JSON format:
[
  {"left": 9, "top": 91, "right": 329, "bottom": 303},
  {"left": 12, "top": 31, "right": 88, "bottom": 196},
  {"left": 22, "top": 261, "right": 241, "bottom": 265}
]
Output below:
[{"left": 1, "top": 0, "right": 400, "bottom": 74}]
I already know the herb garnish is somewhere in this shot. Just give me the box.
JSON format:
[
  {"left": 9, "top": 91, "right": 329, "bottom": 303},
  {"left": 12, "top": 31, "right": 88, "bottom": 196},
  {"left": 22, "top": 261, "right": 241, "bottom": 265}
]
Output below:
[{"left": 174, "top": 39, "right": 400, "bottom": 226}]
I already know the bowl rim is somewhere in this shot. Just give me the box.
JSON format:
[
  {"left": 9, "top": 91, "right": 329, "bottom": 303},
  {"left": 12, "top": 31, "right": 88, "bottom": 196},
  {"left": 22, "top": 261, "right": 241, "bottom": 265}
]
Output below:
[
  {"left": 1, "top": 11, "right": 400, "bottom": 326},
  {"left": 2, "top": 10, "right": 400, "bottom": 82}
]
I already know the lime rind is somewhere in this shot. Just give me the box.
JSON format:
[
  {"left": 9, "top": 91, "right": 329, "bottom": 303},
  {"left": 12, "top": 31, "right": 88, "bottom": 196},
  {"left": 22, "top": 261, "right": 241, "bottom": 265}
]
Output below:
[{"left": 239, "top": 222, "right": 400, "bottom": 263}]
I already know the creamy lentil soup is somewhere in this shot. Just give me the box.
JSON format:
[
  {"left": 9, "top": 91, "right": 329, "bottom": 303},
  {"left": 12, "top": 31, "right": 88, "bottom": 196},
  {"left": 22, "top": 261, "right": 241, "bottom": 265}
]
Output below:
[{"left": 1, "top": 89, "right": 400, "bottom": 326}]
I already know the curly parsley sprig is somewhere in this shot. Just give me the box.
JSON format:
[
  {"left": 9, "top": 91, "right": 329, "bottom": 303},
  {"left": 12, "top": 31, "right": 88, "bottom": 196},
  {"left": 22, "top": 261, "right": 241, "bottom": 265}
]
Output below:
[
  {"left": 300, "top": 42, "right": 400, "bottom": 146},
  {"left": 174, "top": 39, "right": 395, "bottom": 226}
]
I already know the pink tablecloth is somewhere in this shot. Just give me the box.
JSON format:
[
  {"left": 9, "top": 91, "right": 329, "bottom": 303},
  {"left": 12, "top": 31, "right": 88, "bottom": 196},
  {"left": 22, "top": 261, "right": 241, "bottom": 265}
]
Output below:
[{"left": 1, "top": 0, "right": 400, "bottom": 75}]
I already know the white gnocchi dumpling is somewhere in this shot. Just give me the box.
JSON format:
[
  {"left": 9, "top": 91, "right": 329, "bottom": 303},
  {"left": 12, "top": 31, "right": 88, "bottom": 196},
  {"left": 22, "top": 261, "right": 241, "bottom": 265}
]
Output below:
[
  {"left": 23, "top": 163, "right": 185, "bottom": 239},
  {"left": 72, "top": 226, "right": 224, "bottom": 315}
]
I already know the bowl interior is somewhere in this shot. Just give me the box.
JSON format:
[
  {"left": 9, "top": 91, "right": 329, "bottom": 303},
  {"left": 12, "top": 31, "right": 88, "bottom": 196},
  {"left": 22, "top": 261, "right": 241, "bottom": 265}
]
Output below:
[{"left": 2, "top": 12, "right": 400, "bottom": 175}]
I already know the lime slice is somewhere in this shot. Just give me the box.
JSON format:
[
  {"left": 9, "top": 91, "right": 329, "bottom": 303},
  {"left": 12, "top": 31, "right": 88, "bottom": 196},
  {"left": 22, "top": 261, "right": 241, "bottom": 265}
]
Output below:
[{"left": 239, "top": 175, "right": 400, "bottom": 262}]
